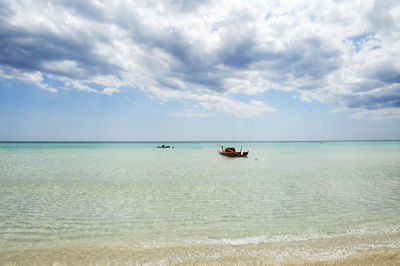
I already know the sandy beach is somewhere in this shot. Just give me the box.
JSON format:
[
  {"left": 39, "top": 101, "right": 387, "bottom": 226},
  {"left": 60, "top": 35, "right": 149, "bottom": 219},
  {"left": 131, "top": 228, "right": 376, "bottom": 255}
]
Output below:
[
  {"left": 1, "top": 233, "right": 400, "bottom": 265},
  {"left": 1, "top": 246, "right": 400, "bottom": 265}
]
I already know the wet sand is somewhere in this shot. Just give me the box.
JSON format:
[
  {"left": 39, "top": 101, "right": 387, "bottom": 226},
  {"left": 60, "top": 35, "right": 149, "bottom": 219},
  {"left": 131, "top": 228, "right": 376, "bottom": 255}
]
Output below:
[{"left": 1, "top": 235, "right": 400, "bottom": 265}]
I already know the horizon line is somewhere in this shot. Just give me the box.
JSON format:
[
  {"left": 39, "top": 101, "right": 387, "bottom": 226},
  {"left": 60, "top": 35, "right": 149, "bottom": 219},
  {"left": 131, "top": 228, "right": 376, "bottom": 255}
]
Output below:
[{"left": 1, "top": 139, "right": 399, "bottom": 143}]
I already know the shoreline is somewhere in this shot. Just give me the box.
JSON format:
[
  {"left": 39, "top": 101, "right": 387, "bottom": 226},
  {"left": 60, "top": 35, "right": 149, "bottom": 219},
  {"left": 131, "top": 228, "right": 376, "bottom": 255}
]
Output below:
[
  {"left": 1, "top": 246, "right": 399, "bottom": 265},
  {"left": 1, "top": 234, "right": 400, "bottom": 265}
]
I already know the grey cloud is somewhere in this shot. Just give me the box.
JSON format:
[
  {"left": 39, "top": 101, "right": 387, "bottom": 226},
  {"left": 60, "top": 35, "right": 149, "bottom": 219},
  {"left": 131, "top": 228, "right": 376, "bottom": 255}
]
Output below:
[
  {"left": 115, "top": 12, "right": 225, "bottom": 91},
  {"left": 344, "top": 91, "right": 400, "bottom": 110},
  {"left": 374, "top": 68, "right": 400, "bottom": 84},
  {"left": 281, "top": 38, "right": 341, "bottom": 80},
  {"left": 162, "top": 0, "right": 210, "bottom": 12},
  {"left": 367, "top": 0, "right": 400, "bottom": 32},
  {"left": 0, "top": 1, "right": 13, "bottom": 18},
  {"left": 0, "top": 17, "right": 121, "bottom": 81},
  {"left": 219, "top": 34, "right": 340, "bottom": 74},
  {"left": 114, "top": 13, "right": 191, "bottom": 62},
  {"left": 219, "top": 38, "right": 260, "bottom": 69},
  {"left": 55, "top": 0, "right": 107, "bottom": 22},
  {"left": 340, "top": 64, "right": 400, "bottom": 110},
  {"left": 349, "top": 80, "right": 384, "bottom": 93},
  {"left": 217, "top": 36, "right": 341, "bottom": 88}
]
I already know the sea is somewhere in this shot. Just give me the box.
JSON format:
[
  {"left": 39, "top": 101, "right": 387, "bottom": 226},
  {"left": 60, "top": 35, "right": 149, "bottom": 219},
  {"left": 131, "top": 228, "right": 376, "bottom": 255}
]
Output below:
[{"left": 0, "top": 141, "right": 399, "bottom": 264}]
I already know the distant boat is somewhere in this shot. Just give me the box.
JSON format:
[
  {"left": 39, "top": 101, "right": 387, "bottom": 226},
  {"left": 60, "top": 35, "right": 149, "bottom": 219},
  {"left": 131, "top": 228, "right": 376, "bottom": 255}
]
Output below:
[
  {"left": 157, "top": 144, "right": 171, "bottom": 148},
  {"left": 218, "top": 144, "right": 248, "bottom": 157}
]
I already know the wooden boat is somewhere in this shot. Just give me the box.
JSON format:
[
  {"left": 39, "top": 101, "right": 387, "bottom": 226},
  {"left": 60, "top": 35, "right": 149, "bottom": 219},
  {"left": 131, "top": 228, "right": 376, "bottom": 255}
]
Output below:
[{"left": 218, "top": 144, "right": 248, "bottom": 157}]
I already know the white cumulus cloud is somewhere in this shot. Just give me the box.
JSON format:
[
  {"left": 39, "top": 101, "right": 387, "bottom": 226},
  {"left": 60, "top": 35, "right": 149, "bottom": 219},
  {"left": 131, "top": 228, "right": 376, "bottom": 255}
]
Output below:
[{"left": 0, "top": 0, "right": 399, "bottom": 118}]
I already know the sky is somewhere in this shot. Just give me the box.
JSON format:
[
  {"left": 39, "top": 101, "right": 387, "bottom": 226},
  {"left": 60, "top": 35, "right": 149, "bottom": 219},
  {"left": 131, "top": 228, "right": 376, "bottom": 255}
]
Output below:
[{"left": 0, "top": 0, "right": 399, "bottom": 141}]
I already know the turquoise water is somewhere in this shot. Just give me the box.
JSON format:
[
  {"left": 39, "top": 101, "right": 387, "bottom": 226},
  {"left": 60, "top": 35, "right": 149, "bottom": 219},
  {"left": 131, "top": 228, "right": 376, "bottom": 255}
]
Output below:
[{"left": 0, "top": 141, "right": 400, "bottom": 258}]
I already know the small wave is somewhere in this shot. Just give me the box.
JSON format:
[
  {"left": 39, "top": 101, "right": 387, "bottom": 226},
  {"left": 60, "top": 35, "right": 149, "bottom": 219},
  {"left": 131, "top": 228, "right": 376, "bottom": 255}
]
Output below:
[
  {"left": 1, "top": 239, "right": 400, "bottom": 265},
  {"left": 195, "top": 224, "right": 400, "bottom": 246}
]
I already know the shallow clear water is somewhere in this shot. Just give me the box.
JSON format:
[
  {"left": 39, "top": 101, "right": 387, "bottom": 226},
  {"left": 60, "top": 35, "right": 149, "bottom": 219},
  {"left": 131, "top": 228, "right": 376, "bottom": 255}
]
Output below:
[{"left": 0, "top": 141, "right": 400, "bottom": 262}]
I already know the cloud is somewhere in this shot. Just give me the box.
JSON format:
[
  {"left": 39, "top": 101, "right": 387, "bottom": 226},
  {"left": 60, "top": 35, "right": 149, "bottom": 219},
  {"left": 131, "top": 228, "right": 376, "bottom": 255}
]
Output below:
[
  {"left": 198, "top": 98, "right": 274, "bottom": 118},
  {"left": 101, "top": 87, "right": 119, "bottom": 96},
  {"left": 169, "top": 112, "right": 215, "bottom": 117},
  {"left": 0, "top": 68, "right": 57, "bottom": 93},
  {"left": 349, "top": 108, "right": 400, "bottom": 120},
  {"left": 148, "top": 87, "right": 275, "bottom": 117},
  {"left": 0, "top": 0, "right": 399, "bottom": 118},
  {"left": 69, "top": 82, "right": 119, "bottom": 95}
]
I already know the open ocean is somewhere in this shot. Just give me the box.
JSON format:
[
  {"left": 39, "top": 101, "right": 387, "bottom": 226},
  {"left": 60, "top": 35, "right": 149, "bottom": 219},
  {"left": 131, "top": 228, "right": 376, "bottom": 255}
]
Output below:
[{"left": 0, "top": 141, "right": 400, "bottom": 264}]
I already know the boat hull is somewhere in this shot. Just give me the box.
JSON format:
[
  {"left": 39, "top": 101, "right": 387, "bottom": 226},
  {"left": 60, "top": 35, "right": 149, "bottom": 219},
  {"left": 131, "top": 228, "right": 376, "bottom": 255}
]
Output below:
[{"left": 218, "top": 150, "right": 248, "bottom": 157}]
